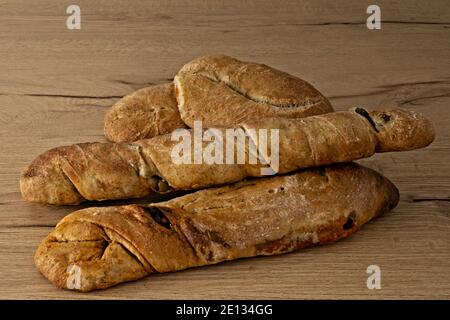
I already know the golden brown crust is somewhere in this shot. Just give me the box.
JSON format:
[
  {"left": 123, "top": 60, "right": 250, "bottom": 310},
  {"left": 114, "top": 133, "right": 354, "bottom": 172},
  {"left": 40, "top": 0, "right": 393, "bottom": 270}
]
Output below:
[
  {"left": 21, "top": 108, "right": 434, "bottom": 205},
  {"left": 240, "top": 111, "right": 378, "bottom": 173},
  {"left": 35, "top": 163, "right": 399, "bottom": 292},
  {"left": 34, "top": 217, "right": 150, "bottom": 291},
  {"left": 19, "top": 147, "right": 85, "bottom": 205},
  {"left": 174, "top": 55, "right": 334, "bottom": 128},
  {"left": 104, "top": 83, "right": 186, "bottom": 142},
  {"left": 368, "top": 108, "right": 436, "bottom": 152},
  {"left": 104, "top": 55, "right": 333, "bottom": 142},
  {"left": 20, "top": 142, "right": 163, "bottom": 205}
]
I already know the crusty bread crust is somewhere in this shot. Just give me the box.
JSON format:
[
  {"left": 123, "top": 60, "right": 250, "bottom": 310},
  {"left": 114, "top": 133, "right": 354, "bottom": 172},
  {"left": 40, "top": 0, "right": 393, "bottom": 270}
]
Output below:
[
  {"left": 174, "top": 55, "right": 333, "bottom": 128},
  {"left": 104, "top": 55, "right": 333, "bottom": 142},
  {"left": 21, "top": 108, "right": 434, "bottom": 205},
  {"left": 35, "top": 163, "right": 399, "bottom": 292},
  {"left": 104, "top": 83, "right": 186, "bottom": 142},
  {"left": 367, "top": 108, "right": 436, "bottom": 152}
]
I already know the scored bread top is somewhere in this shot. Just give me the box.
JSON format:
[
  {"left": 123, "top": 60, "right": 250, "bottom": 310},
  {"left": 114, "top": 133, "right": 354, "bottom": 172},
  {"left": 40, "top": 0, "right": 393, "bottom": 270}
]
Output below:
[
  {"left": 174, "top": 55, "right": 333, "bottom": 128},
  {"left": 104, "top": 55, "right": 333, "bottom": 142}
]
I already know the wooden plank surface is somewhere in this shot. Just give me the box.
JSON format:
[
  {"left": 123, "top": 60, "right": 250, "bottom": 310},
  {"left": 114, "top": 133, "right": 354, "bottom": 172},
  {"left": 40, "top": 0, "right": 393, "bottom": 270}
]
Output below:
[{"left": 0, "top": 0, "right": 449, "bottom": 299}]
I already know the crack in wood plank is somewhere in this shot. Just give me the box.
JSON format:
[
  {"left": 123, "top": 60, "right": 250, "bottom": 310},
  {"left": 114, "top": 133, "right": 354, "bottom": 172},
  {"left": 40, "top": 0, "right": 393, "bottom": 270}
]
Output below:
[
  {"left": 379, "top": 80, "right": 450, "bottom": 89},
  {"left": 400, "top": 93, "right": 450, "bottom": 105},
  {"left": 410, "top": 198, "right": 450, "bottom": 203},
  {"left": 242, "top": 20, "right": 450, "bottom": 28},
  {"left": 0, "top": 93, "right": 122, "bottom": 100},
  {"left": 7, "top": 224, "right": 56, "bottom": 228},
  {"left": 111, "top": 79, "right": 155, "bottom": 86},
  {"left": 320, "top": 20, "right": 450, "bottom": 26},
  {"left": 329, "top": 80, "right": 450, "bottom": 102}
]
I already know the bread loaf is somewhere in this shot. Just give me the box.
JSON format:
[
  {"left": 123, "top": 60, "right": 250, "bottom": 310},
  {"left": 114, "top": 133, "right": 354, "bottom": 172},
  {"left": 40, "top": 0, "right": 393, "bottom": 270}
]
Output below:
[
  {"left": 20, "top": 108, "right": 434, "bottom": 205},
  {"left": 104, "top": 55, "right": 333, "bottom": 142},
  {"left": 34, "top": 163, "right": 399, "bottom": 292},
  {"left": 104, "top": 83, "right": 186, "bottom": 143}
]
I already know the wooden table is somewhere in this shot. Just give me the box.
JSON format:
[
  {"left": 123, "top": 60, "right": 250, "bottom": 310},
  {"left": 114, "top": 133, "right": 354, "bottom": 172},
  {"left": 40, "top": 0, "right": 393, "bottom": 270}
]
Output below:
[{"left": 0, "top": 0, "right": 448, "bottom": 299}]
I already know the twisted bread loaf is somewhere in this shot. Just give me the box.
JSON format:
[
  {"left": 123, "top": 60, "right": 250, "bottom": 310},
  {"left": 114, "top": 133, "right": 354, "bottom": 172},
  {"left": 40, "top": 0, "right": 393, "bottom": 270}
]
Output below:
[
  {"left": 35, "top": 163, "right": 399, "bottom": 292},
  {"left": 20, "top": 108, "right": 434, "bottom": 205},
  {"left": 104, "top": 55, "right": 333, "bottom": 142}
]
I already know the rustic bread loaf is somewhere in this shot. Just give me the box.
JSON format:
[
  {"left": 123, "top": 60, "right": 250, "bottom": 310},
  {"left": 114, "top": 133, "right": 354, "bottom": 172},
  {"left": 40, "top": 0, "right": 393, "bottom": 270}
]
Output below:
[
  {"left": 34, "top": 163, "right": 399, "bottom": 292},
  {"left": 104, "top": 83, "right": 186, "bottom": 143},
  {"left": 104, "top": 55, "right": 333, "bottom": 142},
  {"left": 20, "top": 108, "right": 434, "bottom": 205}
]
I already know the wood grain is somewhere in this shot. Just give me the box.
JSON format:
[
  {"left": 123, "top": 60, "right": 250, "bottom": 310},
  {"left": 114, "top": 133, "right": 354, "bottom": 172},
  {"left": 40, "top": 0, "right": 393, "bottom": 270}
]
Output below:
[{"left": 0, "top": 0, "right": 448, "bottom": 299}]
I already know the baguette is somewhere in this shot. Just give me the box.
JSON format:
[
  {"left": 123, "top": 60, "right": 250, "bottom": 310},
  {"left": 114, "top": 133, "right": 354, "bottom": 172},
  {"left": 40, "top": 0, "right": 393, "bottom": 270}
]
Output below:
[
  {"left": 34, "top": 163, "right": 399, "bottom": 292},
  {"left": 104, "top": 55, "right": 333, "bottom": 142},
  {"left": 20, "top": 108, "right": 434, "bottom": 205}
]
